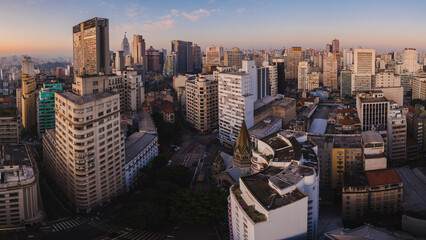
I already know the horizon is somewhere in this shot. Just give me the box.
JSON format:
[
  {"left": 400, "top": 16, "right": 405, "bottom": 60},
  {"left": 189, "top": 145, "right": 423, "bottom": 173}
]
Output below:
[{"left": 1, "top": 0, "right": 426, "bottom": 56}]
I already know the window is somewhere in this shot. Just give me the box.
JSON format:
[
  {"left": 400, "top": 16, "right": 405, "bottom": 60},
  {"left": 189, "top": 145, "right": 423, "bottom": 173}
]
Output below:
[
  {"left": 93, "top": 89, "right": 98, "bottom": 93},
  {"left": 86, "top": 107, "right": 93, "bottom": 112},
  {"left": 93, "top": 81, "right": 98, "bottom": 86}
]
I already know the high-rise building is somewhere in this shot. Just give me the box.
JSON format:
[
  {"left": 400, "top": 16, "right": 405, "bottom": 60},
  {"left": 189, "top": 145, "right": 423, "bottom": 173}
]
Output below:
[
  {"left": 0, "top": 107, "right": 20, "bottom": 143},
  {"left": 55, "top": 67, "right": 65, "bottom": 79},
  {"left": 354, "top": 48, "right": 375, "bottom": 74},
  {"left": 266, "top": 63, "right": 278, "bottom": 96},
  {"left": 37, "top": 83, "right": 62, "bottom": 137},
  {"left": 0, "top": 144, "right": 44, "bottom": 227},
  {"left": 298, "top": 61, "right": 309, "bottom": 92},
  {"left": 323, "top": 55, "right": 338, "bottom": 90},
  {"left": 241, "top": 60, "right": 258, "bottom": 100},
  {"left": 132, "top": 35, "right": 146, "bottom": 66},
  {"left": 192, "top": 44, "right": 202, "bottom": 73},
  {"left": 400, "top": 73, "right": 413, "bottom": 96},
  {"left": 117, "top": 69, "right": 144, "bottom": 111},
  {"left": 165, "top": 52, "right": 178, "bottom": 76},
  {"left": 146, "top": 46, "right": 160, "bottom": 73},
  {"left": 125, "top": 54, "right": 134, "bottom": 67},
  {"left": 307, "top": 72, "right": 320, "bottom": 91},
  {"left": 206, "top": 46, "right": 223, "bottom": 66},
  {"left": 171, "top": 40, "right": 193, "bottom": 74},
  {"left": 73, "top": 17, "right": 110, "bottom": 76},
  {"left": 285, "top": 47, "right": 304, "bottom": 87},
  {"left": 341, "top": 70, "right": 352, "bottom": 97},
  {"left": 218, "top": 72, "right": 254, "bottom": 145},
  {"left": 224, "top": 47, "right": 244, "bottom": 69},
  {"left": 121, "top": 33, "right": 130, "bottom": 57},
  {"left": 272, "top": 58, "right": 285, "bottom": 94},
  {"left": 351, "top": 74, "right": 372, "bottom": 94},
  {"left": 22, "top": 56, "right": 35, "bottom": 77},
  {"left": 374, "top": 70, "right": 401, "bottom": 88},
  {"left": 21, "top": 74, "right": 37, "bottom": 133},
  {"left": 185, "top": 77, "right": 218, "bottom": 132},
  {"left": 331, "top": 136, "right": 362, "bottom": 189},
  {"left": 115, "top": 50, "right": 124, "bottom": 71},
  {"left": 413, "top": 74, "right": 426, "bottom": 100},
  {"left": 256, "top": 66, "right": 270, "bottom": 99},
  {"left": 402, "top": 48, "right": 420, "bottom": 73},
  {"left": 332, "top": 39, "right": 340, "bottom": 53},
  {"left": 407, "top": 105, "right": 426, "bottom": 153},
  {"left": 388, "top": 108, "right": 407, "bottom": 166},
  {"left": 356, "top": 91, "right": 390, "bottom": 132}
]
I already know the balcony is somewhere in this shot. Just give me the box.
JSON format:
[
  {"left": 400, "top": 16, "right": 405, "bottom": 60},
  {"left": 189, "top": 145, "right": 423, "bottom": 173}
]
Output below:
[{"left": 231, "top": 184, "right": 266, "bottom": 223}]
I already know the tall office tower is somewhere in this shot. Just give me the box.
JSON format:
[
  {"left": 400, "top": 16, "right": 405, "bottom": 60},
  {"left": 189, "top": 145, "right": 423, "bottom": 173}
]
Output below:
[
  {"left": 0, "top": 144, "right": 44, "bottom": 228},
  {"left": 131, "top": 35, "right": 146, "bottom": 66},
  {"left": 285, "top": 47, "right": 304, "bottom": 87},
  {"left": 73, "top": 17, "right": 110, "bottom": 76},
  {"left": 413, "top": 74, "right": 426, "bottom": 100},
  {"left": 171, "top": 40, "right": 193, "bottom": 74},
  {"left": 121, "top": 33, "right": 130, "bottom": 57},
  {"left": 185, "top": 77, "right": 218, "bottom": 132},
  {"left": 125, "top": 54, "right": 134, "bottom": 67},
  {"left": 206, "top": 46, "right": 223, "bottom": 66},
  {"left": 342, "top": 49, "right": 353, "bottom": 69},
  {"left": 37, "top": 83, "right": 62, "bottom": 137},
  {"left": 257, "top": 65, "right": 270, "bottom": 99},
  {"left": 298, "top": 61, "right": 309, "bottom": 91},
  {"left": 229, "top": 163, "right": 318, "bottom": 240},
  {"left": 115, "top": 50, "right": 124, "bottom": 71},
  {"left": 22, "top": 56, "right": 35, "bottom": 77},
  {"left": 165, "top": 52, "right": 178, "bottom": 76},
  {"left": 218, "top": 72, "right": 254, "bottom": 145},
  {"left": 341, "top": 70, "right": 352, "bottom": 97},
  {"left": 402, "top": 48, "right": 420, "bottom": 73},
  {"left": 21, "top": 74, "right": 37, "bottom": 133},
  {"left": 351, "top": 74, "right": 372, "bottom": 94},
  {"left": 145, "top": 46, "right": 160, "bottom": 73},
  {"left": 272, "top": 58, "right": 285, "bottom": 94},
  {"left": 354, "top": 48, "right": 375, "bottom": 74},
  {"left": 224, "top": 47, "right": 244, "bottom": 69},
  {"left": 356, "top": 91, "right": 390, "bottom": 131},
  {"left": 116, "top": 69, "right": 144, "bottom": 111},
  {"left": 241, "top": 60, "right": 258, "bottom": 100},
  {"left": 323, "top": 55, "right": 338, "bottom": 90},
  {"left": 192, "top": 44, "right": 202, "bottom": 73},
  {"left": 388, "top": 108, "right": 407, "bottom": 166},
  {"left": 375, "top": 70, "right": 401, "bottom": 87},
  {"left": 332, "top": 39, "right": 340, "bottom": 53},
  {"left": 266, "top": 63, "right": 278, "bottom": 96}
]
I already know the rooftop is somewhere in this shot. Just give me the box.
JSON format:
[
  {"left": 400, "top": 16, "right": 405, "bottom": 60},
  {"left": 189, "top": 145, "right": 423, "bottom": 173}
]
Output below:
[
  {"left": 150, "top": 100, "right": 174, "bottom": 113},
  {"left": 58, "top": 91, "right": 115, "bottom": 104},
  {"left": 241, "top": 166, "right": 307, "bottom": 210},
  {"left": 333, "top": 136, "right": 362, "bottom": 148},
  {"left": 366, "top": 169, "right": 402, "bottom": 186},
  {"left": 361, "top": 131, "right": 384, "bottom": 144},
  {"left": 254, "top": 94, "right": 295, "bottom": 111},
  {"left": 248, "top": 117, "right": 281, "bottom": 139},
  {"left": 0, "top": 144, "right": 35, "bottom": 185},
  {"left": 344, "top": 171, "right": 368, "bottom": 188},
  {"left": 136, "top": 111, "right": 157, "bottom": 134},
  {"left": 1, "top": 145, "right": 32, "bottom": 167},
  {"left": 324, "top": 224, "right": 407, "bottom": 240},
  {"left": 397, "top": 166, "right": 426, "bottom": 219},
  {"left": 125, "top": 132, "right": 157, "bottom": 163}
]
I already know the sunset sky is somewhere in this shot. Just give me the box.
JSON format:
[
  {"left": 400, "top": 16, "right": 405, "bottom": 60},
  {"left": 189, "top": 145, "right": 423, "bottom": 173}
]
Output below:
[{"left": 1, "top": 0, "right": 425, "bottom": 56}]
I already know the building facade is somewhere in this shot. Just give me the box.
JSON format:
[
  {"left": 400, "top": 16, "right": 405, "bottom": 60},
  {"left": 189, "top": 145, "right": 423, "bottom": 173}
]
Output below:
[
  {"left": 0, "top": 107, "right": 20, "bottom": 143},
  {"left": 21, "top": 74, "right": 37, "bottom": 133},
  {"left": 37, "top": 83, "right": 62, "bottom": 137},
  {"left": 171, "top": 40, "right": 193, "bottom": 74},
  {"left": 131, "top": 35, "right": 146, "bottom": 66}
]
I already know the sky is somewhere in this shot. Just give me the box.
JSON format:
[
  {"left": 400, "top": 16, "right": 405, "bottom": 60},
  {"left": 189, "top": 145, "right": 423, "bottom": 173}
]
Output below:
[{"left": 1, "top": 0, "right": 426, "bottom": 56}]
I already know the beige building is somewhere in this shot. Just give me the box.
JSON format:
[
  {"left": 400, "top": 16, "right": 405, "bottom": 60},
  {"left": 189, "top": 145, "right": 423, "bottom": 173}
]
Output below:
[
  {"left": 354, "top": 48, "right": 375, "bottom": 74},
  {"left": 132, "top": 35, "right": 146, "bottom": 66},
  {"left": 389, "top": 108, "right": 407, "bottom": 166},
  {"left": 323, "top": 55, "right": 338, "bottom": 90},
  {"left": 307, "top": 72, "right": 320, "bottom": 92},
  {"left": 0, "top": 144, "right": 44, "bottom": 227},
  {"left": 374, "top": 70, "right": 401, "bottom": 88},
  {"left": 116, "top": 69, "right": 145, "bottom": 111},
  {"left": 356, "top": 91, "right": 390, "bottom": 132},
  {"left": 298, "top": 61, "right": 309, "bottom": 91},
  {"left": 253, "top": 95, "right": 296, "bottom": 128},
  {"left": 185, "top": 77, "right": 218, "bottom": 132},
  {"left": 43, "top": 88, "right": 125, "bottom": 212},
  {"left": 0, "top": 107, "right": 20, "bottom": 143},
  {"left": 413, "top": 74, "right": 426, "bottom": 100},
  {"left": 224, "top": 47, "right": 244, "bottom": 69},
  {"left": 16, "top": 88, "right": 22, "bottom": 114},
  {"left": 342, "top": 169, "right": 403, "bottom": 224},
  {"left": 206, "top": 46, "right": 223, "bottom": 66},
  {"left": 73, "top": 17, "right": 110, "bottom": 76},
  {"left": 21, "top": 74, "right": 37, "bottom": 133}
]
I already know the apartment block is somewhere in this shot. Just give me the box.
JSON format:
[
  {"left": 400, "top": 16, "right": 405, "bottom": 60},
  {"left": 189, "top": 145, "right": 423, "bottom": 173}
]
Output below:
[
  {"left": 0, "top": 107, "right": 20, "bottom": 143},
  {"left": 21, "top": 74, "right": 37, "bottom": 133}
]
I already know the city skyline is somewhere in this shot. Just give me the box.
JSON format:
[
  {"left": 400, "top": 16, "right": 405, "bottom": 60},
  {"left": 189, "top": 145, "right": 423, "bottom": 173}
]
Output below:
[{"left": 1, "top": 0, "right": 426, "bottom": 56}]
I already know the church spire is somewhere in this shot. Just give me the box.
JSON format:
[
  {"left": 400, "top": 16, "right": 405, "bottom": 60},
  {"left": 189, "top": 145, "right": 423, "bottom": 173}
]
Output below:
[{"left": 234, "top": 120, "right": 252, "bottom": 154}]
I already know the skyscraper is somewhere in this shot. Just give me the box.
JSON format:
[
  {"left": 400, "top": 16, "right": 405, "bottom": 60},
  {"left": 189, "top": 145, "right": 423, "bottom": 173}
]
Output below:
[
  {"left": 331, "top": 39, "right": 340, "bottom": 53},
  {"left": 285, "top": 47, "right": 304, "bottom": 87},
  {"left": 121, "top": 33, "right": 130, "bottom": 57},
  {"left": 323, "top": 55, "right": 338, "bottom": 90},
  {"left": 224, "top": 47, "right": 244, "bottom": 69},
  {"left": 22, "top": 56, "right": 35, "bottom": 77},
  {"left": 192, "top": 44, "right": 202, "bottom": 73},
  {"left": 132, "top": 35, "right": 146, "bottom": 66},
  {"left": 356, "top": 91, "right": 390, "bottom": 131},
  {"left": 21, "top": 74, "right": 37, "bottom": 133},
  {"left": 115, "top": 50, "right": 124, "bottom": 71},
  {"left": 73, "top": 17, "right": 110, "bottom": 76},
  {"left": 273, "top": 58, "right": 286, "bottom": 94},
  {"left": 146, "top": 46, "right": 160, "bottom": 73},
  {"left": 37, "top": 83, "right": 62, "bottom": 137},
  {"left": 171, "top": 40, "right": 193, "bottom": 74},
  {"left": 298, "top": 61, "right": 309, "bottom": 92},
  {"left": 402, "top": 48, "right": 420, "bottom": 73},
  {"left": 354, "top": 48, "right": 375, "bottom": 74},
  {"left": 165, "top": 52, "right": 178, "bottom": 76}
]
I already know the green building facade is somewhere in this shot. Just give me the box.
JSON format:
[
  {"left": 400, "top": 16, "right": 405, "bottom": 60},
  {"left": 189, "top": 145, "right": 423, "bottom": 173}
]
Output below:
[{"left": 37, "top": 83, "right": 62, "bottom": 137}]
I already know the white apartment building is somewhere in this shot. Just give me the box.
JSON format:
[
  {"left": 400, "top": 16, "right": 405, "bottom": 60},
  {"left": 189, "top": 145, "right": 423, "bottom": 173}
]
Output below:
[
  {"left": 298, "top": 61, "right": 309, "bottom": 91},
  {"left": 116, "top": 69, "right": 145, "bottom": 111},
  {"left": 266, "top": 64, "right": 278, "bottom": 96},
  {"left": 413, "top": 74, "right": 426, "bottom": 100},
  {"left": 354, "top": 48, "right": 375, "bottom": 74},
  {"left": 342, "top": 49, "right": 353, "bottom": 69},
  {"left": 402, "top": 48, "right": 420, "bottom": 73},
  {"left": 229, "top": 162, "right": 318, "bottom": 240},
  {"left": 218, "top": 72, "right": 254, "bottom": 146},
  {"left": 374, "top": 70, "right": 401, "bottom": 88},
  {"left": 241, "top": 60, "right": 258, "bottom": 101},
  {"left": 308, "top": 72, "right": 320, "bottom": 91},
  {"left": 124, "top": 132, "right": 158, "bottom": 190}
]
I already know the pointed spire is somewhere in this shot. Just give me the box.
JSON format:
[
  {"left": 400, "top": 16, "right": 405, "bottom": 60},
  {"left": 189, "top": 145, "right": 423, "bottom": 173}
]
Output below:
[{"left": 234, "top": 120, "right": 252, "bottom": 154}]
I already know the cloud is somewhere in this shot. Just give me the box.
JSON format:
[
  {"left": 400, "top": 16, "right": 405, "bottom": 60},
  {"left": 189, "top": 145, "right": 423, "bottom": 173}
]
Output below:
[
  {"left": 236, "top": 8, "right": 246, "bottom": 13},
  {"left": 26, "top": 0, "right": 43, "bottom": 4},
  {"left": 182, "top": 9, "right": 211, "bottom": 21},
  {"left": 125, "top": 3, "right": 145, "bottom": 20}
]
